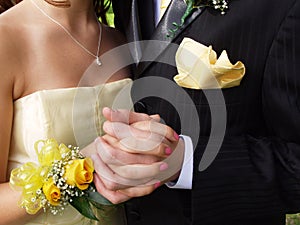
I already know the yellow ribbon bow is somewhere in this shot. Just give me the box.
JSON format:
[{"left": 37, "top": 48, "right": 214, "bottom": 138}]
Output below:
[{"left": 9, "top": 138, "right": 71, "bottom": 214}]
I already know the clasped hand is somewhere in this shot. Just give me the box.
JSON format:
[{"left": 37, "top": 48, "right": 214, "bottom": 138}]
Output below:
[{"left": 81, "top": 107, "right": 185, "bottom": 204}]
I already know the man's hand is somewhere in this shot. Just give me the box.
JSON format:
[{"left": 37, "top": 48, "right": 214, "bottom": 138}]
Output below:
[{"left": 81, "top": 107, "right": 185, "bottom": 204}]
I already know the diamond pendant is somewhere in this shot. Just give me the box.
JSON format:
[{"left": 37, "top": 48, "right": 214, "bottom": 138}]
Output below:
[{"left": 96, "top": 57, "right": 102, "bottom": 66}]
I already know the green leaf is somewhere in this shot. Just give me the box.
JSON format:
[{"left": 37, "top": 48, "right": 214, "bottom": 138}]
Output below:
[
  {"left": 70, "top": 196, "right": 99, "bottom": 221},
  {"left": 87, "top": 191, "right": 113, "bottom": 207}
]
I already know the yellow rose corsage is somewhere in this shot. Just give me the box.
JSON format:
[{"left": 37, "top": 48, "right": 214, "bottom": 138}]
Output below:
[{"left": 10, "top": 138, "right": 112, "bottom": 220}]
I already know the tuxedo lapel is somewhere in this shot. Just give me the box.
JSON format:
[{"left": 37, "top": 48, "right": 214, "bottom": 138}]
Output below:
[
  {"left": 137, "top": 0, "right": 155, "bottom": 40},
  {"left": 125, "top": 0, "right": 142, "bottom": 63},
  {"left": 125, "top": 0, "right": 156, "bottom": 63},
  {"left": 137, "top": 0, "right": 204, "bottom": 76},
  {"left": 151, "top": 0, "right": 187, "bottom": 42}
]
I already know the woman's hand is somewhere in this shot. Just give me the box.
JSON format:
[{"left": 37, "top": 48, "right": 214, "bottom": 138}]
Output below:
[{"left": 82, "top": 108, "right": 185, "bottom": 204}]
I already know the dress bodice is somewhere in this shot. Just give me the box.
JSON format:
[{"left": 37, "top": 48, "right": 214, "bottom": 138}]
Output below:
[{"left": 8, "top": 78, "right": 132, "bottom": 225}]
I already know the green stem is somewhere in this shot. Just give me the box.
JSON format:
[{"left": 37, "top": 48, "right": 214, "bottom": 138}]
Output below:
[{"left": 180, "top": 0, "right": 194, "bottom": 26}]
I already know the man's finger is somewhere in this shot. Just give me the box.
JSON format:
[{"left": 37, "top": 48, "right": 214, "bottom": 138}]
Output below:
[
  {"left": 109, "top": 161, "right": 168, "bottom": 180},
  {"left": 96, "top": 136, "right": 161, "bottom": 165},
  {"left": 91, "top": 150, "right": 151, "bottom": 187},
  {"left": 119, "top": 136, "right": 172, "bottom": 157},
  {"left": 102, "top": 107, "right": 160, "bottom": 124},
  {"left": 131, "top": 120, "right": 180, "bottom": 142},
  {"left": 103, "top": 121, "right": 169, "bottom": 145}
]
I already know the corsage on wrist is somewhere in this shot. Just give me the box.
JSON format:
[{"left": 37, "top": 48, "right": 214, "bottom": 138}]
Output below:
[{"left": 10, "top": 138, "right": 111, "bottom": 221}]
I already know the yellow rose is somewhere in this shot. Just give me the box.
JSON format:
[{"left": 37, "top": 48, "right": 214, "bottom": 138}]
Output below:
[
  {"left": 42, "top": 178, "right": 61, "bottom": 206},
  {"left": 64, "top": 158, "right": 94, "bottom": 190}
]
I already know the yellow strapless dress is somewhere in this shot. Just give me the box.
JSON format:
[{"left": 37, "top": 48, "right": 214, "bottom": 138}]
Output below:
[{"left": 7, "top": 78, "right": 132, "bottom": 225}]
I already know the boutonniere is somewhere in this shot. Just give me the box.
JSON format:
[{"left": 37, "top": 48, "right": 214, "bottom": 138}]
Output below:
[{"left": 168, "top": 0, "right": 228, "bottom": 37}]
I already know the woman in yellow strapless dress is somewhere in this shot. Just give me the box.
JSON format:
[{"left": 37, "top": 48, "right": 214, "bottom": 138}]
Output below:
[{"left": 0, "top": 0, "right": 132, "bottom": 224}]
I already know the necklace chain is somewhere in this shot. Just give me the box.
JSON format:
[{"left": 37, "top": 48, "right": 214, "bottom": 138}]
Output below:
[{"left": 30, "top": 0, "right": 102, "bottom": 65}]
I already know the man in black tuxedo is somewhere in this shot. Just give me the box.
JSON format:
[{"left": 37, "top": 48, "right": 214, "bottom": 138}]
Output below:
[{"left": 91, "top": 0, "right": 300, "bottom": 224}]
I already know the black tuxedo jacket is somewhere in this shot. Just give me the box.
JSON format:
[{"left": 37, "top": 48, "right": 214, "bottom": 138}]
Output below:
[{"left": 111, "top": 0, "right": 300, "bottom": 224}]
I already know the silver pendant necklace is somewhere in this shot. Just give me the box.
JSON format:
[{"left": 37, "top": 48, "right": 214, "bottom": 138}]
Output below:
[{"left": 30, "top": 0, "right": 102, "bottom": 66}]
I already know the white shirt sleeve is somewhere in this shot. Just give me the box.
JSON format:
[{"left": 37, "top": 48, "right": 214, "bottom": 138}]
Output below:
[{"left": 166, "top": 135, "right": 193, "bottom": 189}]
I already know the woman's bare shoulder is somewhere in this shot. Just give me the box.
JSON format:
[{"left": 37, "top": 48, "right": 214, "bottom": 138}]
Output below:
[
  {"left": 0, "top": 19, "right": 18, "bottom": 60},
  {"left": 0, "top": 13, "right": 21, "bottom": 87},
  {"left": 0, "top": 23, "right": 14, "bottom": 61},
  {"left": 0, "top": 1, "right": 28, "bottom": 60},
  {"left": 0, "top": 3, "right": 23, "bottom": 48},
  {"left": 0, "top": 0, "right": 24, "bottom": 22}
]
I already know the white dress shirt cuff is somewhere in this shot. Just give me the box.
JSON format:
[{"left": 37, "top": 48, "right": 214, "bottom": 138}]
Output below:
[{"left": 166, "top": 135, "right": 193, "bottom": 189}]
